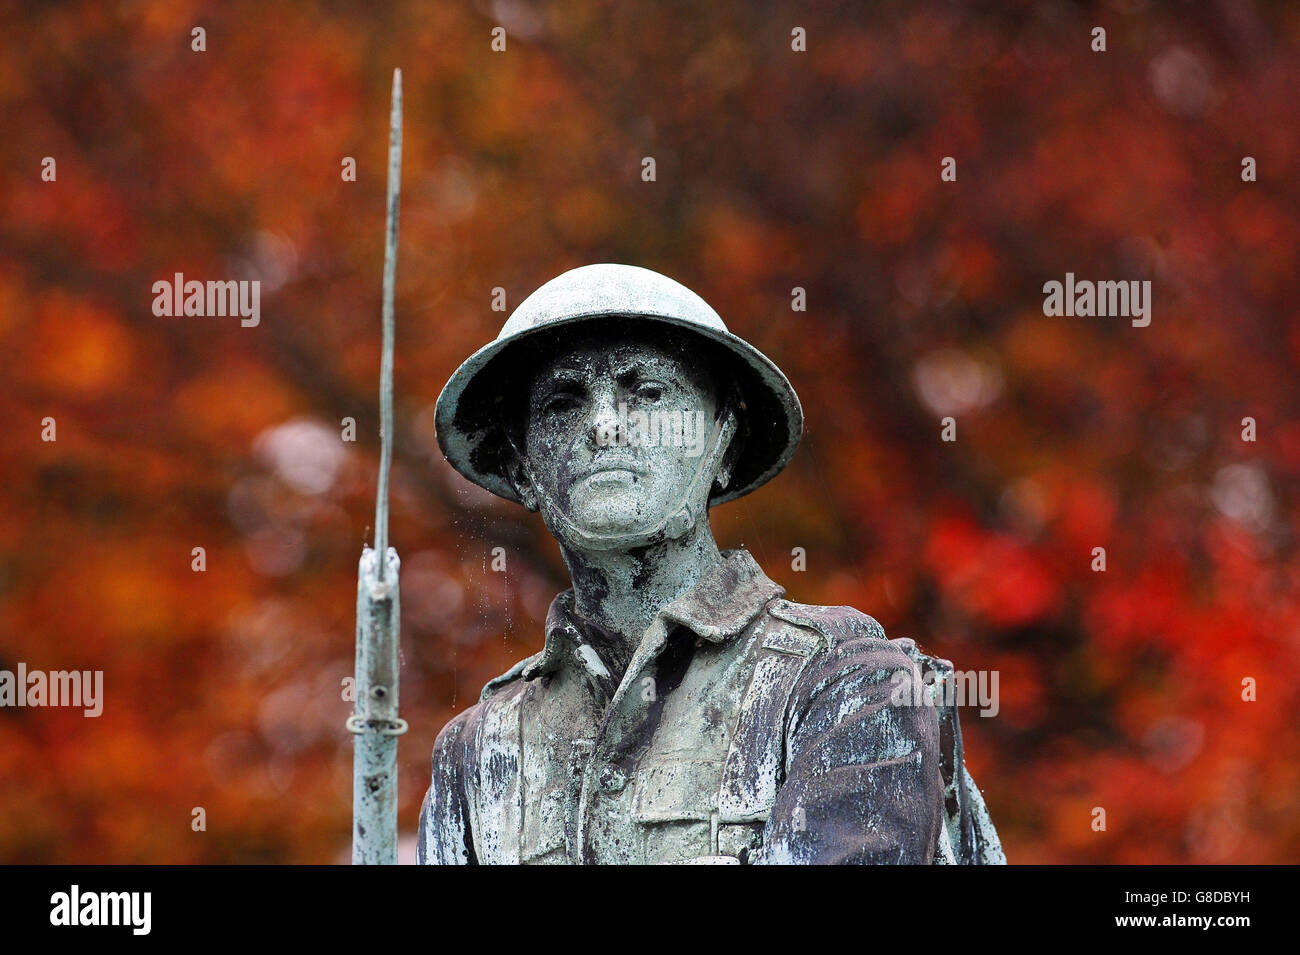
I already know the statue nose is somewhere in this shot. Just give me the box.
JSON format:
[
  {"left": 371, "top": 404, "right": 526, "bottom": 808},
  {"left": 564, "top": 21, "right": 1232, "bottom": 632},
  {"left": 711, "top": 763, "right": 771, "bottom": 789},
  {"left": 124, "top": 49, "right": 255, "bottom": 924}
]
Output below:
[{"left": 586, "top": 385, "right": 622, "bottom": 448}]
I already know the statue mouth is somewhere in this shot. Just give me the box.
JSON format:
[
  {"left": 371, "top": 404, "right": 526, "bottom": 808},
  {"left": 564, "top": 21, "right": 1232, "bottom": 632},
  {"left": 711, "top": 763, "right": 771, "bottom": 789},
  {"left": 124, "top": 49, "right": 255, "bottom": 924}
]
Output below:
[
  {"left": 578, "top": 453, "right": 646, "bottom": 480},
  {"left": 582, "top": 467, "right": 639, "bottom": 487}
]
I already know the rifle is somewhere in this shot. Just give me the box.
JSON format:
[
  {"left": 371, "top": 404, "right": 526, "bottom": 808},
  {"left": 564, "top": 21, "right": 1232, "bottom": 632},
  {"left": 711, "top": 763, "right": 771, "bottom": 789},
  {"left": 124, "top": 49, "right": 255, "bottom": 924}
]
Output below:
[{"left": 347, "top": 68, "right": 405, "bottom": 865}]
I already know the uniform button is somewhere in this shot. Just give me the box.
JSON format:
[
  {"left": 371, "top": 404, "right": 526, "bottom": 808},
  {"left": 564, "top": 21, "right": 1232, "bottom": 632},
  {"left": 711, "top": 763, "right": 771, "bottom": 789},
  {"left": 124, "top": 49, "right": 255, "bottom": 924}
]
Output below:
[{"left": 599, "top": 765, "right": 628, "bottom": 794}]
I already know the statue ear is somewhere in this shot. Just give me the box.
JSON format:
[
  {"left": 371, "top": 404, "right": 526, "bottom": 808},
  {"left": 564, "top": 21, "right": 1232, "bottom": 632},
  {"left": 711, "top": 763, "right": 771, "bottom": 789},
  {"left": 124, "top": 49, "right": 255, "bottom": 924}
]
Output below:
[
  {"left": 713, "top": 454, "right": 733, "bottom": 493},
  {"left": 712, "top": 406, "right": 743, "bottom": 494},
  {"left": 504, "top": 444, "right": 539, "bottom": 512}
]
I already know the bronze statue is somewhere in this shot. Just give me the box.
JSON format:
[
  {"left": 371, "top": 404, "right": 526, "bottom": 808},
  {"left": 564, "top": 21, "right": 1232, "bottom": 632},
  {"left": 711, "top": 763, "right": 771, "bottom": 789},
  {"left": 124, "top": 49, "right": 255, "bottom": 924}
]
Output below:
[{"left": 420, "top": 264, "right": 1004, "bottom": 864}]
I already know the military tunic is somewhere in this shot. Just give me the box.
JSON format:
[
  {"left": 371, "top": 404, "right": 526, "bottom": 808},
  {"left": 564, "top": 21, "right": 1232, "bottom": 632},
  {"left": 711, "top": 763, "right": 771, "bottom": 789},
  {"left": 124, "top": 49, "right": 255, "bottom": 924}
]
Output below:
[{"left": 418, "top": 549, "right": 1003, "bottom": 864}]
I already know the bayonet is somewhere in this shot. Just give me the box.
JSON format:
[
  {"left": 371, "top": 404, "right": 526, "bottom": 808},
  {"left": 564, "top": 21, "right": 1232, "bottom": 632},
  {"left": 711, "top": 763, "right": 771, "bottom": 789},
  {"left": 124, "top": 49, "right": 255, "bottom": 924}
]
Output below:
[{"left": 348, "top": 67, "right": 405, "bottom": 865}]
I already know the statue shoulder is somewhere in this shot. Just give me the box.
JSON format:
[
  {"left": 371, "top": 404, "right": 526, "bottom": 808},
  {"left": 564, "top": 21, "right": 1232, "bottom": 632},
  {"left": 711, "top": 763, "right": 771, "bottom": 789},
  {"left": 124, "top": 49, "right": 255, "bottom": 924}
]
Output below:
[
  {"left": 763, "top": 598, "right": 890, "bottom": 651},
  {"left": 429, "top": 652, "right": 540, "bottom": 768},
  {"left": 764, "top": 598, "right": 947, "bottom": 672},
  {"left": 428, "top": 652, "right": 541, "bottom": 753},
  {"left": 759, "top": 598, "right": 947, "bottom": 677}
]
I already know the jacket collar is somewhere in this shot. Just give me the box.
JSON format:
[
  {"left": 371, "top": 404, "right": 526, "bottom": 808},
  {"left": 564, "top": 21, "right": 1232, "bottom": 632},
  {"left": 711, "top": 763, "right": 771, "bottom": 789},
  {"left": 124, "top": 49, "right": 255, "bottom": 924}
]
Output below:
[{"left": 523, "top": 549, "right": 783, "bottom": 680}]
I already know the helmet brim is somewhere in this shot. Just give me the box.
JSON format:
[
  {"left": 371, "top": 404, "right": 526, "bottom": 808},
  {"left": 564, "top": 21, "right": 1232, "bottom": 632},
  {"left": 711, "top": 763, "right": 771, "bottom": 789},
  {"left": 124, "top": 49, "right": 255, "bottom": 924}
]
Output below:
[{"left": 434, "top": 310, "right": 803, "bottom": 507}]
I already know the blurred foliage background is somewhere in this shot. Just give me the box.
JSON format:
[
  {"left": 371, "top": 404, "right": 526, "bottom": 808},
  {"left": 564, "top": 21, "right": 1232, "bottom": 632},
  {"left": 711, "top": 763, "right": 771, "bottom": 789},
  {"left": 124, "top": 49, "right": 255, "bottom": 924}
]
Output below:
[{"left": 1, "top": 0, "right": 1298, "bottom": 863}]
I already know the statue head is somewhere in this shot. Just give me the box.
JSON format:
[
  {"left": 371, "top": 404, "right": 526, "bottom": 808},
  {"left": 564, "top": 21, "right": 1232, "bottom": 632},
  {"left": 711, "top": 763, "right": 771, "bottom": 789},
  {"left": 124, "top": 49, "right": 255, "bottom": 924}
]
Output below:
[
  {"left": 435, "top": 264, "right": 803, "bottom": 552},
  {"left": 503, "top": 321, "right": 741, "bottom": 551}
]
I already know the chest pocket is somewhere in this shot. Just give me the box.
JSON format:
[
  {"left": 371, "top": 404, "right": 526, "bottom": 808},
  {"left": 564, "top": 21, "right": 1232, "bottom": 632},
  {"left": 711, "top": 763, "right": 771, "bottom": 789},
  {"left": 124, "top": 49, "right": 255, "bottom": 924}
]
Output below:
[
  {"left": 629, "top": 624, "right": 819, "bottom": 863},
  {"left": 629, "top": 760, "right": 772, "bottom": 863},
  {"left": 631, "top": 760, "right": 723, "bottom": 863}
]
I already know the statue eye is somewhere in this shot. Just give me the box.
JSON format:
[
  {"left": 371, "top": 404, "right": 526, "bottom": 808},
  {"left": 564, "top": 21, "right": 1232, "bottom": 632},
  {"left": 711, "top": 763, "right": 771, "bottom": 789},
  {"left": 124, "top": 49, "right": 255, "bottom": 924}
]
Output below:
[
  {"left": 541, "top": 393, "right": 580, "bottom": 415},
  {"left": 633, "top": 382, "right": 665, "bottom": 402}
]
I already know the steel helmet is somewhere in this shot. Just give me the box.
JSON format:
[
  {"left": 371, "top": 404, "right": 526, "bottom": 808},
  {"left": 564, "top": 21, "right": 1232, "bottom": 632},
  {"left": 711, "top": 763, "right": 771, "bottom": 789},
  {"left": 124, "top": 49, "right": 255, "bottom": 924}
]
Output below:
[{"left": 434, "top": 263, "right": 803, "bottom": 506}]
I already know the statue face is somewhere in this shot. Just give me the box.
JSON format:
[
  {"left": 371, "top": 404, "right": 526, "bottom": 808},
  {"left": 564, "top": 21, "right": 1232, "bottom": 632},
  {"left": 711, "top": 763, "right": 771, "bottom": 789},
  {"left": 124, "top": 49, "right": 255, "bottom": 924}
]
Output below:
[{"left": 518, "top": 333, "right": 723, "bottom": 547}]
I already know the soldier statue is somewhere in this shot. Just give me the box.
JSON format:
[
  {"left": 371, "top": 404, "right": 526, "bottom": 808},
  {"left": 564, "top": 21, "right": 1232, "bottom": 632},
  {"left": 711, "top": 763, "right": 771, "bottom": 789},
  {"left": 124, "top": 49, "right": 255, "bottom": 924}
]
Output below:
[{"left": 419, "top": 264, "right": 1005, "bottom": 864}]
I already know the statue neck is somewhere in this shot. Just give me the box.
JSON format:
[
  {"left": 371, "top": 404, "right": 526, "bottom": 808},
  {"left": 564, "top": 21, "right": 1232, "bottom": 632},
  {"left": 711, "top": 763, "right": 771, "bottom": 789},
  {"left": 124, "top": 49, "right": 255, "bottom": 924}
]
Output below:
[{"left": 559, "top": 522, "right": 724, "bottom": 673}]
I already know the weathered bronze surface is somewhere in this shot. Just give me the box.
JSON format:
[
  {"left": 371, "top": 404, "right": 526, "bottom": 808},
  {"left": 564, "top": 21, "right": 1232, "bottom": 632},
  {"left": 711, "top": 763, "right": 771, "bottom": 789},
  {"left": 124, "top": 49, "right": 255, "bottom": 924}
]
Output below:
[{"left": 422, "top": 264, "right": 1004, "bottom": 864}]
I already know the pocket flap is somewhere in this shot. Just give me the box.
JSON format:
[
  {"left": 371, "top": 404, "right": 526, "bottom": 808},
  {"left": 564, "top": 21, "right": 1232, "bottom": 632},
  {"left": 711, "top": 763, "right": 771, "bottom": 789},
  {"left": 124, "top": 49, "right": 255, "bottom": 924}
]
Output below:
[{"left": 632, "top": 761, "right": 720, "bottom": 822}]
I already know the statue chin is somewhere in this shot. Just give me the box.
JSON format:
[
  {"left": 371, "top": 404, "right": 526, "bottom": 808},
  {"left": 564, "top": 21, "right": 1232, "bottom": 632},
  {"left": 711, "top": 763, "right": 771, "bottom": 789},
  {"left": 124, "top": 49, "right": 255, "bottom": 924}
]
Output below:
[
  {"left": 565, "top": 512, "right": 659, "bottom": 542},
  {"left": 543, "top": 471, "right": 705, "bottom": 550},
  {"left": 548, "top": 497, "right": 675, "bottom": 551}
]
